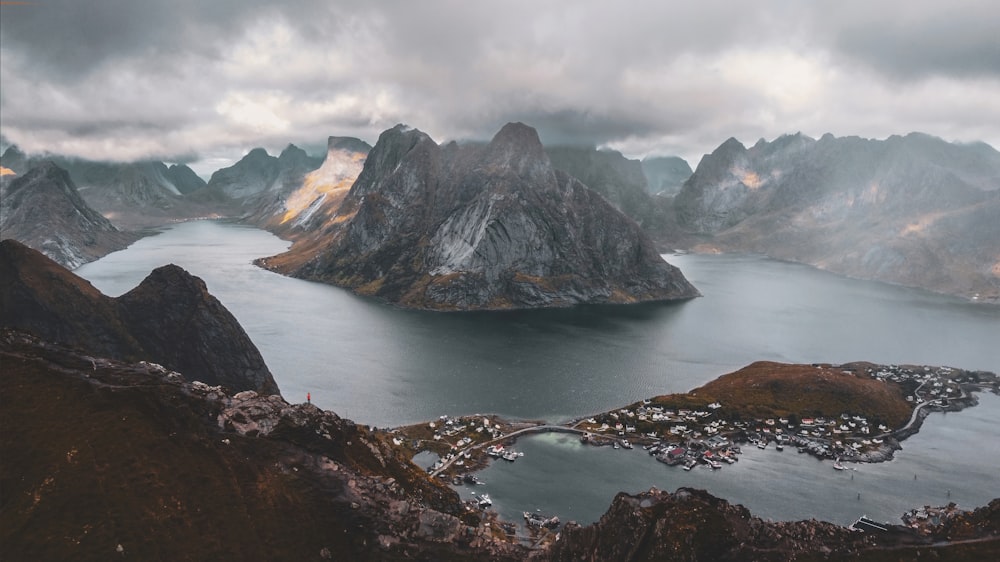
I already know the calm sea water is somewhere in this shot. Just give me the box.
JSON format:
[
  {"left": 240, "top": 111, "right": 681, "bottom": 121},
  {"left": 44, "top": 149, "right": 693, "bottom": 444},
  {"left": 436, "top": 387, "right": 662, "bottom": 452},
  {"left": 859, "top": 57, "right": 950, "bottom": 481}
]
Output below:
[{"left": 76, "top": 219, "right": 1000, "bottom": 524}]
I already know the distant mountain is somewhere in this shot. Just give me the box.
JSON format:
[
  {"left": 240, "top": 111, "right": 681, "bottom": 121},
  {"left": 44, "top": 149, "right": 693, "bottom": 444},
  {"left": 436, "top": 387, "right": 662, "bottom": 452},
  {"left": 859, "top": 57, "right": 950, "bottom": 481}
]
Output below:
[
  {"left": 0, "top": 239, "right": 279, "bottom": 394},
  {"left": 206, "top": 145, "right": 322, "bottom": 200},
  {"left": 260, "top": 123, "right": 699, "bottom": 310},
  {"left": 675, "top": 132, "right": 1000, "bottom": 300},
  {"left": 545, "top": 146, "right": 672, "bottom": 231},
  {"left": 641, "top": 155, "right": 693, "bottom": 195},
  {"left": 0, "top": 146, "right": 229, "bottom": 228},
  {"left": 245, "top": 137, "right": 371, "bottom": 236},
  {"left": 0, "top": 162, "right": 140, "bottom": 268},
  {"left": 165, "top": 163, "right": 207, "bottom": 194}
]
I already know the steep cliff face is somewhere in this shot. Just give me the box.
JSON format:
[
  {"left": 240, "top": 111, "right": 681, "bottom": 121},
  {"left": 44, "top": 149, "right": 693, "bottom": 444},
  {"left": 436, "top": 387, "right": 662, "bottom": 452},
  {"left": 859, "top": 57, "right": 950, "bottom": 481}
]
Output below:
[
  {"left": 0, "top": 239, "right": 278, "bottom": 394},
  {"left": 263, "top": 123, "right": 698, "bottom": 310},
  {"left": 0, "top": 162, "right": 140, "bottom": 268},
  {"left": 245, "top": 137, "right": 370, "bottom": 236},
  {"left": 675, "top": 133, "right": 1000, "bottom": 300}
]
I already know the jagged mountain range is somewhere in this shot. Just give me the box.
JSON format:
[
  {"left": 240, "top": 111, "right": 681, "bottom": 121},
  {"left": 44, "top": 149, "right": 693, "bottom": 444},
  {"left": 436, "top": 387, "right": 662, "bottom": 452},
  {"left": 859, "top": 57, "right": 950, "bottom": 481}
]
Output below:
[
  {"left": 3, "top": 127, "right": 998, "bottom": 302},
  {"left": 259, "top": 123, "right": 699, "bottom": 310},
  {"left": 0, "top": 162, "right": 140, "bottom": 268},
  {"left": 0, "top": 239, "right": 278, "bottom": 394},
  {"left": 675, "top": 132, "right": 1000, "bottom": 300}
]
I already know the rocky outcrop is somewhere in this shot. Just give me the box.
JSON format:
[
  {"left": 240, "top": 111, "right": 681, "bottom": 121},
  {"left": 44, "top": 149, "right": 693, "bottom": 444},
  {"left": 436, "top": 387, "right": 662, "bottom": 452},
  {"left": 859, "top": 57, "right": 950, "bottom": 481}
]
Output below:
[
  {"left": 0, "top": 162, "right": 140, "bottom": 268},
  {"left": 641, "top": 155, "right": 693, "bottom": 195},
  {"left": 0, "top": 329, "right": 525, "bottom": 561},
  {"left": 0, "top": 239, "right": 278, "bottom": 394},
  {"left": 245, "top": 137, "right": 370, "bottom": 236},
  {"left": 550, "top": 487, "right": 1000, "bottom": 561},
  {"left": 675, "top": 132, "right": 1000, "bottom": 300},
  {"left": 262, "top": 123, "right": 699, "bottom": 310}
]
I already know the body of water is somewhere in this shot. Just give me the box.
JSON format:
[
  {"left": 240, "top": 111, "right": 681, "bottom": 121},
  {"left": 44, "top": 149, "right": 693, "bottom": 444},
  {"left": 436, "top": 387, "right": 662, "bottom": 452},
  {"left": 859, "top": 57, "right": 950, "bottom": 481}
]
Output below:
[{"left": 76, "top": 219, "right": 1000, "bottom": 524}]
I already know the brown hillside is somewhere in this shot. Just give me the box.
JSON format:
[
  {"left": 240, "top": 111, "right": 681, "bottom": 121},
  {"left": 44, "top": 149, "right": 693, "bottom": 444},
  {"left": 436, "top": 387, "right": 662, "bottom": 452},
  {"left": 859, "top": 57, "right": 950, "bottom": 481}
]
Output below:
[{"left": 654, "top": 361, "right": 912, "bottom": 428}]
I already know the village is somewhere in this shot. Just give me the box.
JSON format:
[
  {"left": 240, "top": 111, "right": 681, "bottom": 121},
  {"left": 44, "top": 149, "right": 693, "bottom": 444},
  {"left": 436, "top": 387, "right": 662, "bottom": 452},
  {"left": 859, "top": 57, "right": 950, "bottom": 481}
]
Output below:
[{"left": 387, "top": 363, "right": 997, "bottom": 485}]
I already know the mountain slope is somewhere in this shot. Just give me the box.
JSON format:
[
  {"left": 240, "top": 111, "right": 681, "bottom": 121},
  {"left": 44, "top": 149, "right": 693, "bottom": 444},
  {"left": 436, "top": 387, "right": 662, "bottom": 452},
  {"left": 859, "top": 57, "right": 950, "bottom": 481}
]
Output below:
[
  {"left": 245, "top": 136, "right": 370, "bottom": 236},
  {"left": 0, "top": 162, "right": 140, "bottom": 268},
  {"left": 261, "top": 123, "right": 699, "bottom": 310},
  {"left": 675, "top": 133, "right": 1000, "bottom": 300},
  {"left": 0, "top": 239, "right": 278, "bottom": 394}
]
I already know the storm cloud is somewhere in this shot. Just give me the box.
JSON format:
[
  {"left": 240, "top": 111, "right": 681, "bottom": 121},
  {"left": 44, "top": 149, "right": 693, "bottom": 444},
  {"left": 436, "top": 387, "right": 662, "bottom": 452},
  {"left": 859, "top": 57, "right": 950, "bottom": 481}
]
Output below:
[{"left": 2, "top": 0, "right": 998, "bottom": 174}]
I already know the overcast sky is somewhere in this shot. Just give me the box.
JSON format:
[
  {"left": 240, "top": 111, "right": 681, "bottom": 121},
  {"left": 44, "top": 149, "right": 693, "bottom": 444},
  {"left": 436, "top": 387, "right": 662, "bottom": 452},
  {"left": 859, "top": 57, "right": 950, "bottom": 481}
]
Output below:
[{"left": 2, "top": 0, "right": 998, "bottom": 177}]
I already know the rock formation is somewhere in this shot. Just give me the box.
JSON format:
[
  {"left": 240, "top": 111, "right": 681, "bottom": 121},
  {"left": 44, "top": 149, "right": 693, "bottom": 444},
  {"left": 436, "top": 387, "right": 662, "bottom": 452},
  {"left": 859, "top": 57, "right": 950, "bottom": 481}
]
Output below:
[
  {"left": 0, "top": 162, "right": 140, "bottom": 268},
  {"left": 262, "top": 123, "right": 699, "bottom": 310},
  {"left": 0, "top": 239, "right": 278, "bottom": 394},
  {"left": 675, "top": 132, "right": 1000, "bottom": 300}
]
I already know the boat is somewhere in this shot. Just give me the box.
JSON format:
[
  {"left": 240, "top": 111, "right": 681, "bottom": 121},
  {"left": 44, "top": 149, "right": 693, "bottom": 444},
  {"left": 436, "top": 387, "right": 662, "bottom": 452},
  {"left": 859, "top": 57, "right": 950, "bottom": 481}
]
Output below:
[{"left": 478, "top": 494, "right": 492, "bottom": 507}]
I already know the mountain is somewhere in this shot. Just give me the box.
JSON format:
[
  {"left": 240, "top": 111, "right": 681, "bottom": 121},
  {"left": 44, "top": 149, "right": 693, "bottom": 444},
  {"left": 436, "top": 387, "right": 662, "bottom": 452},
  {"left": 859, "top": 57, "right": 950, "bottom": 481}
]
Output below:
[
  {"left": 0, "top": 162, "right": 140, "bottom": 268},
  {"left": 641, "top": 155, "right": 693, "bottom": 195},
  {"left": 1, "top": 146, "right": 229, "bottom": 228},
  {"left": 260, "top": 123, "right": 699, "bottom": 310},
  {"left": 0, "top": 239, "right": 278, "bottom": 394},
  {"left": 245, "top": 136, "right": 371, "bottom": 236},
  {"left": 545, "top": 146, "right": 673, "bottom": 232},
  {"left": 165, "top": 163, "right": 207, "bottom": 194},
  {"left": 206, "top": 144, "right": 322, "bottom": 200},
  {"left": 675, "top": 132, "right": 1000, "bottom": 300}
]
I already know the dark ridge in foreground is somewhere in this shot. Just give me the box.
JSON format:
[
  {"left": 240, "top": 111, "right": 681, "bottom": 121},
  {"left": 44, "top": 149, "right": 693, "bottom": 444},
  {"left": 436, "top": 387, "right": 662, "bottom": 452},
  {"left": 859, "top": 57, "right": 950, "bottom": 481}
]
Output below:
[
  {"left": 0, "top": 239, "right": 278, "bottom": 394},
  {"left": 2, "top": 330, "right": 997, "bottom": 560},
  {"left": 261, "top": 122, "right": 699, "bottom": 310}
]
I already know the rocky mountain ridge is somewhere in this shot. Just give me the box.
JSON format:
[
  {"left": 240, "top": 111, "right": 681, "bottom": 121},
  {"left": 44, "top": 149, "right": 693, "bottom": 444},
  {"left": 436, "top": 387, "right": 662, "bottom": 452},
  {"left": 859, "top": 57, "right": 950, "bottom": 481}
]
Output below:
[
  {"left": 0, "top": 239, "right": 278, "bottom": 394},
  {"left": 675, "top": 132, "right": 1000, "bottom": 300},
  {"left": 0, "top": 162, "right": 140, "bottom": 268},
  {"left": 260, "top": 123, "right": 699, "bottom": 310}
]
